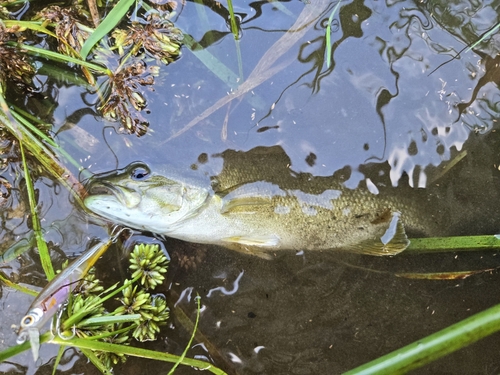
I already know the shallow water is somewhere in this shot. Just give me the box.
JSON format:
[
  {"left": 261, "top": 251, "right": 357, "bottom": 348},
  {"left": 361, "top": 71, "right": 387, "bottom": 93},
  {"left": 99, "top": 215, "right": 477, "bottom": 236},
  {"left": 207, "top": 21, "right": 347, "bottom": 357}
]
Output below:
[{"left": 2, "top": 0, "right": 500, "bottom": 373}]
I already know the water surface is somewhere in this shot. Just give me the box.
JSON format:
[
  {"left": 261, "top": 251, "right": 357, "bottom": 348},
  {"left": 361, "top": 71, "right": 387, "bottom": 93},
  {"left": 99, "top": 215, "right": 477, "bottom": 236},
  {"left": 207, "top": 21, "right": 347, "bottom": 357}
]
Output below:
[{"left": 2, "top": 0, "right": 500, "bottom": 373}]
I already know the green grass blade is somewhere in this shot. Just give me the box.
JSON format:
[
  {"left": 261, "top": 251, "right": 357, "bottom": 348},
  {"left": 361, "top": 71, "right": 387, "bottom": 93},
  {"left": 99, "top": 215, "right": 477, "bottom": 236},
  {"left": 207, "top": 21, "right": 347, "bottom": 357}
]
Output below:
[
  {"left": 0, "top": 332, "right": 52, "bottom": 362},
  {"left": 3, "top": 20, "right": 58, "bottom": 39},
  {"left": 344, "top": 302, "right": 500, "bottom": 374},
  {"left": 11, "top": 106, "right": 89, "bottom": 190},
  {"left": 225, "top": 0, "right": 243, "bottom": 79},
  {"left": 465, "top": 22, "right": 500, "bottom": 53},
  {"left": 0, "top": 97, "right": 86, "bottom": 203},
  {"left": 80, "top": 347, "right": 113, "bottom": 375},
  {"left": 168, "top": 295, "right": 202, "bottom": 375},
  {"left": 171, "top": 289, "right": 235, "bottom": 371},
  {"left": 13, "top": 43, "right": 111, "bottom": 75},
  {"left": 8, "top": 106, "right": 88, "bottom": 175},
  {"left": 49, "top": 336, "right": 228, "bottom": 375},
  {"left": 227, "top": 0, "right": 239, "bottom": 40},
  {"left": 10, "top": 109, "right": 58, "bottom": 147},
  {"left": 326, "top": 1, "right": 341, "bottom": 69},
  {"left": 0, "top": 270, "right": 38, "bottom": 296},
  {"left": 52, "top": 345, "right": 66, "bottom": 375},
  {"left": 9, "top": 105, "right": 52, "bottom": 129},
  {"left": 79, "top": 0, "right": 135, "bottom": 60},
  {"left": 37, "top": 62, "right": 92, "bottom": 87},
  {"left": 19, "top": 141, "right": 55, "bottom": 280},
  {"left": 62, "top": 276, "right": 140, "bottom": 330},
  {"left": 407, "top": 235, "right": 500, "bottom": 253},
  {"left": 78, "top": 314, "right": 141, "bottom": 328}
]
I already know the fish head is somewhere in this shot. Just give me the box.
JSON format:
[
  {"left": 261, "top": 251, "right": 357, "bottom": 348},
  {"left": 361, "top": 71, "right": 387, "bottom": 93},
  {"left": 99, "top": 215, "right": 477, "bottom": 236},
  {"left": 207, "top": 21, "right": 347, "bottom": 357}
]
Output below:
[{"left": 84, "top": 162, "right": 210, "bottom": 233}]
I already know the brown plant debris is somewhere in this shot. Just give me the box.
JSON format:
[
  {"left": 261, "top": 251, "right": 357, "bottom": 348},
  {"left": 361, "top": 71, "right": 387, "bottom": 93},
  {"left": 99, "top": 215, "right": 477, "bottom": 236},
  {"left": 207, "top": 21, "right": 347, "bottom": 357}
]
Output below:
[
  {"left": 100, "top": 60, "right": 159, "bottom": 136},
  {"left": 0, "top": 24, "right": 35, "bottom": 91}
]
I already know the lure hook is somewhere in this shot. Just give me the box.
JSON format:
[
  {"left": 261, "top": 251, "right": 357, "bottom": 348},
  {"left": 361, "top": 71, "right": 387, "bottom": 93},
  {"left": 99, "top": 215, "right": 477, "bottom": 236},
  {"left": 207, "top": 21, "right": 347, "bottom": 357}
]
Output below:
[
  {"left": 54, "top": 307, "right": 76, "bottom": 340},
  {"left": 110, "top": 225, "right": 133, "bottom": 243}
]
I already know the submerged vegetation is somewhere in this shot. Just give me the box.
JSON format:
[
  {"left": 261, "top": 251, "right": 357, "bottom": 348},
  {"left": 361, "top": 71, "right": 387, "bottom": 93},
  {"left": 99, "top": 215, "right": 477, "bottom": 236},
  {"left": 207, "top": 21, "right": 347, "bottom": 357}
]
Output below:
[
  {"left": 1, "top": 0, "right": 182, "bottom": 136},
  {"left": 1, "top": 0, "right": 500, "bottom": 373},
  {"left": 0, "top": 241, "right": 224, "bottom": 374},
  {"left": 57, "top": 242, "right": 171, "bottom": 370},
  {"left": 0, "top": 0, "right": 220, "bottom": 373}
]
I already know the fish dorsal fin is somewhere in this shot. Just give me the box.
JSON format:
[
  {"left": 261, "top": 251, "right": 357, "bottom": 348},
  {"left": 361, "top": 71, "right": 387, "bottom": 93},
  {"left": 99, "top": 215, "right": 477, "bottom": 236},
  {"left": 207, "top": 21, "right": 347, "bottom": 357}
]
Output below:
[
  {"left": 345, "top": 212, "right": 410, "bottom": 256},
  {"left": 219, "top": 181, "right": 284, "bottom": 214}
]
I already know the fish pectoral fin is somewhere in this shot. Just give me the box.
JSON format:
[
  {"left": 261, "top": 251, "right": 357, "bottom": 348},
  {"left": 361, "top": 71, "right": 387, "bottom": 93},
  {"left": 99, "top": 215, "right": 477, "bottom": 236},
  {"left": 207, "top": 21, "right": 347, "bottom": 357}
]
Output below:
[
  {"left": 221, "top": 236, "right": 278, "bottom": 260},
  {"left": 345, "top": 219, "right": 410, "bottom": 256},
  {"left": 222, "top": 234, "right": 280, "bottom": 247}
]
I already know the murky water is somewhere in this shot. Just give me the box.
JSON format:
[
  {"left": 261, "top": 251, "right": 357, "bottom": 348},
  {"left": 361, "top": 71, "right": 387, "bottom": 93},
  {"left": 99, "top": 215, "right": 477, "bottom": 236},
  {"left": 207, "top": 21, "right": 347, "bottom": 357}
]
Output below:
[{"left": 2, "top": 0, "right": 500, "bottom": 373}]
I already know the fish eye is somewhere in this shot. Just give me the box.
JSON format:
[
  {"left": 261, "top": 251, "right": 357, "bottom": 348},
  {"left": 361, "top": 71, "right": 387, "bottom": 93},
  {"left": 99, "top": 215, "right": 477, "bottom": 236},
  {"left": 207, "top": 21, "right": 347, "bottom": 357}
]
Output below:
[{"left": 130, "top": 165, "right": 150, "bottom": 181}]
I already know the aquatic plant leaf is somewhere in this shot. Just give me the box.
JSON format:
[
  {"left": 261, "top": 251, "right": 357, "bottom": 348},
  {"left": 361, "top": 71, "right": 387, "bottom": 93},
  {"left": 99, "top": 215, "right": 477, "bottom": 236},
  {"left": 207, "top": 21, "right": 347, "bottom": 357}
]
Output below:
[
  {"left": 16, "top": 43, "right": 110, "bottom": 74},
  {"left": 183, "top": 34, "right": 240, "bottom": 90},
  {"left": 171, "top": 290, "right": 234, "bottom": 370},
  {"left": 49, "top": 334, "right": 229, "bottom": 374},
  {"left": 0, "top": 271, "right": 37, "bottom": 296},
  {"left": 80, "top": 347, "right": 113, "bottom": 375},
  {"left": 2, "top": 20, "right": 58, "bottom": 39},
  {"left": 0, "top": 332, "right": 51, "bottom": 362},
  {"left": 395, "top": 269, "right": 495, "bottom": 280},
  {"left": 344, "top": 302, "right": 500, "bottom": 374},
  {"left": 325, "top": 1, "right": 341, "bottom": 68},
  {"left": 52, "top": 345, "right": 66, "bottom": 375},
  {"left": 226, "top": 0, "right": 239, "bottom": 40},
  {"left": 10, "top": 110, "right": 58, "bottom": 148},
  {"left": 465, "top": 22, "right": 500, "bottom": 53},
  {"left": 19, "top": 141, "right": 55, "bottom": 280},
  {"left": 80, "top": 0, "right": 135, "bottom": 59},
  {"left": 407, "top": 235, "right": 500, "bottom": 253},
  {"left": 0, "top": 94, "right": 86, "bottom": 201},
  {"left": 168, "top": 296, "right": 201, "bottom": 375},
  {"left": 78, "top": 314, "right": 142, "bottom": 328}
]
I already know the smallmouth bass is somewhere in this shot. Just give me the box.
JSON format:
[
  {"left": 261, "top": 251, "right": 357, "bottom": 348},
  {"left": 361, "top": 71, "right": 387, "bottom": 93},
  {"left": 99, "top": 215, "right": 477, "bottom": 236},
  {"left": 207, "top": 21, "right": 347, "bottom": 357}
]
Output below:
[{"left": 84, "top": 147, "right": 439, "bottom": 258}]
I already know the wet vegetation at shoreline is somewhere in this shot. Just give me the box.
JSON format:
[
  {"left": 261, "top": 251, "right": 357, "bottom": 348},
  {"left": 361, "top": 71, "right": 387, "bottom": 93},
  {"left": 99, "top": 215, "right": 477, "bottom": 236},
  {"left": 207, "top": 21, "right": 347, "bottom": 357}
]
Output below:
[{"left": 2, "top": 0, "right": 500, "bottom": 373}]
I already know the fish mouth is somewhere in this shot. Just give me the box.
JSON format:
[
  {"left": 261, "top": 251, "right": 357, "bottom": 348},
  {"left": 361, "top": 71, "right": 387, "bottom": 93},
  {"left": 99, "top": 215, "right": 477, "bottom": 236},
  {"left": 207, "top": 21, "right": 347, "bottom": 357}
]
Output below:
[
  {"left": 88, "top": 181, "right": 120, "bottom": 197},
  {"left": 87, "top": 181, "right": 137, "bottom": 207}
]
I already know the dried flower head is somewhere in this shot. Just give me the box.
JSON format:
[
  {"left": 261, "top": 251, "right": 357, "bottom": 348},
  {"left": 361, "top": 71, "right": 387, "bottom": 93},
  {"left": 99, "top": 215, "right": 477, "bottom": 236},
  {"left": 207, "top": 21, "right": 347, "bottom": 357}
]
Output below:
[
  {"left": 0, "top": 24, "right": 35, "bottom": 91},
  {"left": 34, "top": 5, "right": 91, "bottom": 56},
  {"left": 99, "top": 60, "right": 159, "bottom": 136},
  {"left": 128, "top": 11, "right": 183, "bottom": 65}
]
